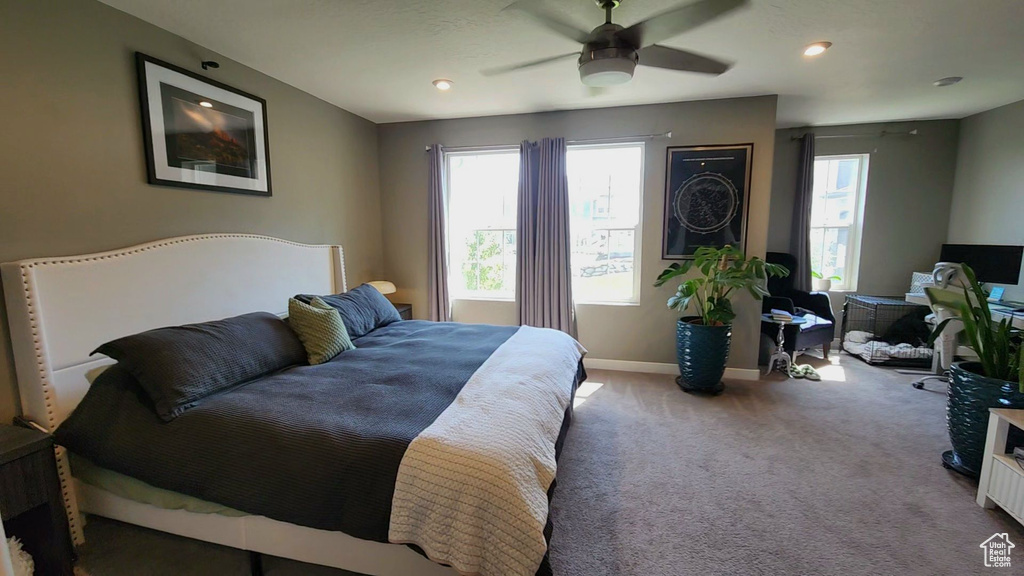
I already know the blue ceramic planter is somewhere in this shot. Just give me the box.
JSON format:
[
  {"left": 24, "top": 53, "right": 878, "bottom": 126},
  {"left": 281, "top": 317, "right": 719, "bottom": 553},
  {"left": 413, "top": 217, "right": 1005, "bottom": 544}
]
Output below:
[
  {"left": 676, "top": 317, "right": 731, "bottom": 394},
  {"left": 945, "top": 362, "right": 1024, "bottom": 477}
]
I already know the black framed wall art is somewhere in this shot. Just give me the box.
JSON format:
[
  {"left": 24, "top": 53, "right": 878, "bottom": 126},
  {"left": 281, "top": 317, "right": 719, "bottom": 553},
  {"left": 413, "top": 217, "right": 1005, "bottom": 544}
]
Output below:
[
  {"left": 136, "top": 53, "right": 272, "bottom": 196},
  {"left": 662, "top": 143, "right": 753, "bottom": 259}
]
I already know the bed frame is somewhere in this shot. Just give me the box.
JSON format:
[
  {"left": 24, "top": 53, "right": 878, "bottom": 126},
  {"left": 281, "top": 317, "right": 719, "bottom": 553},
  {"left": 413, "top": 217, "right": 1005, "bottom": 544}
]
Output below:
[{"left": 1, "top": 234, "right": 455, "bottom": 576}]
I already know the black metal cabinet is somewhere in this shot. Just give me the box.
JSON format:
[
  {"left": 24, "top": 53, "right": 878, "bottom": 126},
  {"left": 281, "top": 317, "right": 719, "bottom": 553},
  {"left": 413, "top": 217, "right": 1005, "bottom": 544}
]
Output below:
[{"left": 0, "top": 424, "right": 75, "bottom": 576}]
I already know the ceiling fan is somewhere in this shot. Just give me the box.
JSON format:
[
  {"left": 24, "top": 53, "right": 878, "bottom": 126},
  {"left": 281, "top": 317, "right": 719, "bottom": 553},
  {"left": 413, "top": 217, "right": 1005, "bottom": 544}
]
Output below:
[{"left": 484, "top": 0, "right": 749, "bottom": 87}]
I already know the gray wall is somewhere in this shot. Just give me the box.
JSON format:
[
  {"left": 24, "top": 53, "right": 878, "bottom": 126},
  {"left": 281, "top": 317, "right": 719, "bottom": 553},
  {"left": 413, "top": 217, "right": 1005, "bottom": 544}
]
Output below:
[
  {"left": 769, "top": 121, "right": 961, "bottom": 334},
  {"left": 0, "top": 0, "right": 384, "bottom": 424},
  {"left": 947, "top": 99, "right": 1024, "bottom": 300},
  {"left": 378, "top": 96, "right": 779, "bottom": 371}
]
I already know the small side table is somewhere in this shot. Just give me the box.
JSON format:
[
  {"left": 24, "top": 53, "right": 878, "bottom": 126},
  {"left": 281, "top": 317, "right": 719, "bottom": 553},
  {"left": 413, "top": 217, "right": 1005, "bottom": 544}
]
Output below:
[
  {"left": 0, "top": 424, "right": 75, "bottom": 575},
  {"left": 761, "top": 314, "right": 807, "bottom": 376},
  {"left": 393, "top": 303, "right": 413, "bottom": 320},
  {"left": 977, "top": 408, "right": 1024, "bottom": 526}
]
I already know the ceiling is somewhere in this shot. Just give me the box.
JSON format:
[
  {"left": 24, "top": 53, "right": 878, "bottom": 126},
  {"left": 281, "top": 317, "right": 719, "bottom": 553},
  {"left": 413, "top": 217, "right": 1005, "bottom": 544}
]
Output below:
[{"left": 99, "top": 0, "right": 1024, "bottom": 126}]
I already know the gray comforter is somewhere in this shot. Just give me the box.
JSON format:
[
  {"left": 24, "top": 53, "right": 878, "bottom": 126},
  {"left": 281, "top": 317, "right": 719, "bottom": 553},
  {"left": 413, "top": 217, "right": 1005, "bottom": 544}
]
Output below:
[{"left": 56, "top": 321, "right": 533, "bottom": 542}]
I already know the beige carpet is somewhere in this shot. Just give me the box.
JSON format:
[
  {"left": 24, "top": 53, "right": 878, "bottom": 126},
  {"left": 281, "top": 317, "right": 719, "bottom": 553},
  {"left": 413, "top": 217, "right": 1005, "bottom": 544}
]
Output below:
[{"left": 76, "top": 355, "right": 1023, "bottom": 575}]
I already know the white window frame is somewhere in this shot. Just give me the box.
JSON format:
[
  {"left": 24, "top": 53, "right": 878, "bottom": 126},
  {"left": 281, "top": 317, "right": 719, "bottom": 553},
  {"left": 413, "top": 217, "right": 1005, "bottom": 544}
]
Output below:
[
  {"left": 444, "top": 147, "right": 520, "bottom": 302},
  {"left": 566, "top": 142, "right": 645, "bottom": 305},
  {"left": 811, "top": 153, "right": 870, "bottom": 292}
]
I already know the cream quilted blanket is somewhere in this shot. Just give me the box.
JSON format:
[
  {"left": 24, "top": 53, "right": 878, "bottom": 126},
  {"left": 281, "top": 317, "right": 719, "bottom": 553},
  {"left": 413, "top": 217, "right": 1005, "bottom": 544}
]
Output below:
[{"left": 388, "top": 325, "right": 585, "bottom": 576}]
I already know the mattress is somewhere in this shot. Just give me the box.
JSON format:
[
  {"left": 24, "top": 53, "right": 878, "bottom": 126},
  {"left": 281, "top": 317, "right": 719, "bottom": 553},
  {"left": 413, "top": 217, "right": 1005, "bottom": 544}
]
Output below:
[{"left": 70, "top": 453, "right": 244, "bottom": 517}]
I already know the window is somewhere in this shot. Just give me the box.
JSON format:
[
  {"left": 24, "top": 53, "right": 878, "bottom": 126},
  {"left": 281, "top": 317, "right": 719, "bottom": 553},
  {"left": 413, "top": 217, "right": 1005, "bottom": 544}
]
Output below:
[
  {"left": 445, "top": 143, "right": 644, "bottom": 303},
  {"left": 566, "top": 143, "right": 644, "bottom": 303},
  {"left": 810, "top": 154, "right": 869, "bottom": 291},
  {"left": 446, "top": 150, "right": 520, "bottom": 299}
]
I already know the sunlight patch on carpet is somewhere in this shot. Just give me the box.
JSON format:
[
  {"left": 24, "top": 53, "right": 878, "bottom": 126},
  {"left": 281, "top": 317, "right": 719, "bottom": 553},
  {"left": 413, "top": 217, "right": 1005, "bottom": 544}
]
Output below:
[
  {"left": 573, "top": 381, "right": 604, "bottom": 408},
  {"left": 815, "top": 358, "right": 847, "bottom": 381}
]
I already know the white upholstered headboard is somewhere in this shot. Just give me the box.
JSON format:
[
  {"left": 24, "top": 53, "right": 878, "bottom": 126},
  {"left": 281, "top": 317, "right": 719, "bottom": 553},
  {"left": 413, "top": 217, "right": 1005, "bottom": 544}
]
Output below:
[{"left": 1, "top": 234, "right": 347, "bottom": 432}]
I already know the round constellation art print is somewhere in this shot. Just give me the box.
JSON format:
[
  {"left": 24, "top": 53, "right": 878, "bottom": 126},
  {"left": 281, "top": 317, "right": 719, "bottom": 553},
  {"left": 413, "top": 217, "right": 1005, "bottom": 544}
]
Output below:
[{"left": 672, "top": 172, "right": 739, "bottom": 233}]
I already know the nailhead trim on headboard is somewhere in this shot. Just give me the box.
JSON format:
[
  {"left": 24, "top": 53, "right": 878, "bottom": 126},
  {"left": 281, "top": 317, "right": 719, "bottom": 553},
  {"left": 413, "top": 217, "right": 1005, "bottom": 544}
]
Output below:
[
  {"left": 10, "top": 233, "right": 346, "bottom": 547},
  {"left": 15, "top": 264, "right": 84, "bottom": 543},
  {"left": 21, "top": 233, "right": 338, "bottom": 268}
]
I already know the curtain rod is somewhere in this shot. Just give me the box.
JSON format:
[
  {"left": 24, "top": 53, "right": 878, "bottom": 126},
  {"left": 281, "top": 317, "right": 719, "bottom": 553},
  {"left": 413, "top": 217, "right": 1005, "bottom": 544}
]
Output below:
[
  {"left": 424, "top": 131, "right": 672, "bottom": 152},
  {"left": 790, "top": 129, "right": 918, "bottom": 141}
]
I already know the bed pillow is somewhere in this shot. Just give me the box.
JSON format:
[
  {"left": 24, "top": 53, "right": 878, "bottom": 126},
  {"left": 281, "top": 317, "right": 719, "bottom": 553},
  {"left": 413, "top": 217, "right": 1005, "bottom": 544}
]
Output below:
[
  {"left": 93, "top": 312, "right": 305, "bottom": 421},
  {"left": 296, "top": 283, "right": 402, "bottom": 339},
  {"left": 287, "top": 297, "right": 356, "bottom": 365}
]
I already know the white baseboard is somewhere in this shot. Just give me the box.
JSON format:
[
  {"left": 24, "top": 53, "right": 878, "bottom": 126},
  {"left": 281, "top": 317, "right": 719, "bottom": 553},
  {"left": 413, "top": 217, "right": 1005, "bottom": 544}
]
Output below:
[{"left": 584, "top": 358, "right": 761, "bottom": 381}]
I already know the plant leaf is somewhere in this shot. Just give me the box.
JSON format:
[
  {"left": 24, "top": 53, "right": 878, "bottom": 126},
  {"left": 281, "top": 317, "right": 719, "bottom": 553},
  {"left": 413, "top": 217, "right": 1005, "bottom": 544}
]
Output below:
[
  {"left": 653, "top": 247, "right": 791, "bottom": 321},
  {"left": 927, "top": 317, "right": 956, "bottom": 347}
]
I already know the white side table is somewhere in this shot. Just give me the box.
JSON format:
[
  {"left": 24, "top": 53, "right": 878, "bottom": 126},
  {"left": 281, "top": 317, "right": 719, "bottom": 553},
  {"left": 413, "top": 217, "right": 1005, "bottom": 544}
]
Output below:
[
  {"left": 977, "top": 408, "right": 1024, "bottom": 526},
  {"left": 760, "top": 314, "right": 807, "bottom": 376}
]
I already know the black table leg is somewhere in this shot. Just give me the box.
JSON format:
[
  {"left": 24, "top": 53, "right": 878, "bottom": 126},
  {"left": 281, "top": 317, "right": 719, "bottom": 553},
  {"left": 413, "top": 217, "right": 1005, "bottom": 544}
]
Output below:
[{"left": 250, "top": 550, "right": 263, "bottom": 576}]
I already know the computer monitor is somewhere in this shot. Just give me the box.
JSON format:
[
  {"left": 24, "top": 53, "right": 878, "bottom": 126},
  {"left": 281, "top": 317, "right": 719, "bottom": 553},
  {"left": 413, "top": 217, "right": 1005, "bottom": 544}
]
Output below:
[{"left": 939, "top": 244, "right": 1024, "bottom": 285}]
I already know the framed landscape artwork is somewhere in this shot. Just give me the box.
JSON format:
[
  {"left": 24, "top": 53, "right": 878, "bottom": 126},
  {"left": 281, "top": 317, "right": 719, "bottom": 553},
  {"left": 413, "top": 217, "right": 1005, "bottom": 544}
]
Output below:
[
  {"left": 662, "top": 143, "right": 753, "bottom": 259},
  {"left": 136, "top": 53, "right": 272, "bottom": 196}
]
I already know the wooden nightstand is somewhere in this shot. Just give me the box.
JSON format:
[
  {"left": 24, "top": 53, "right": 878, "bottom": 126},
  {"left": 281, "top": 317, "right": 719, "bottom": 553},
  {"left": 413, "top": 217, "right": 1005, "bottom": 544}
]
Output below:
[
  {"left": 0, "top": 423, "right": 75, "bottom": 576},
  {"left": 393, "top": 303, "right": 413, "bottom": 320}
]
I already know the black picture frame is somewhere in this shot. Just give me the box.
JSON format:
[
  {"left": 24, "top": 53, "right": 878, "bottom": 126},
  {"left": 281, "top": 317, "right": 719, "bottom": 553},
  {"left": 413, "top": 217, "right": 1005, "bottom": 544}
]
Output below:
[
  {"left": 136, "top": 52, "right": 272, "bottom": 196},
  {"left": 662, "top": 143, "right": 753, "bottom": 259}
]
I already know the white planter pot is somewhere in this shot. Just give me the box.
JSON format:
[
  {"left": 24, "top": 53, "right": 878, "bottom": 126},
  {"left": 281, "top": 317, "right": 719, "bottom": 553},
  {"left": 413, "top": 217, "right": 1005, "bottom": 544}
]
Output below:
[{"left": 812, "top": 278, "right": 832, "bottom": 292}]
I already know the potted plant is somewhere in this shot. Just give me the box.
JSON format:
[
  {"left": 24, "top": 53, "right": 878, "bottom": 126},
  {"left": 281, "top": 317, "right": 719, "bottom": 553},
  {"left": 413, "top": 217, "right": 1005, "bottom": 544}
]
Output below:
[
  {"left": 929, "top": 264, "right": 1024, "bottom": 477},
  {"left": 655, "top": 246, "right": 789, "bottom": 394},
  {"left": 811, "top": 271, "right": 841, "bottom": 292}
]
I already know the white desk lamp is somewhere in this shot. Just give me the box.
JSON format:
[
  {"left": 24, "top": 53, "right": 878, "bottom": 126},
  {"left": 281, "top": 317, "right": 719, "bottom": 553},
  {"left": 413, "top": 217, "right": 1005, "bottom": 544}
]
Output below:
[{"left": 368, "top": 280, "right": 397, "bottom": 296}]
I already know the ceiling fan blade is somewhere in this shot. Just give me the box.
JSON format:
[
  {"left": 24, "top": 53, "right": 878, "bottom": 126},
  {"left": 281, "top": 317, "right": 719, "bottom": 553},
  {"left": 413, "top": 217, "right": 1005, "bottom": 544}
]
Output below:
[
  {"left": 481, "top": 52, "right": 580, "bottom": 77},
  {"left": 637, "top": 44, "right": 731, "bottom": 75},
  {"left": 617, "top": 0, "right": 749, "bottom": 49},
  {"left": 503, "top": 0, "right": 592, "bottom": 44}
]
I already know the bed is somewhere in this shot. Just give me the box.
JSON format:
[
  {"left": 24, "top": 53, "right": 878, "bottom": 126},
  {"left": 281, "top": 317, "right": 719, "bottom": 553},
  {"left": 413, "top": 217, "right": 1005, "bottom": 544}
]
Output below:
[{"left": 0, "top": 234, "right": 585, "bottom": 576}]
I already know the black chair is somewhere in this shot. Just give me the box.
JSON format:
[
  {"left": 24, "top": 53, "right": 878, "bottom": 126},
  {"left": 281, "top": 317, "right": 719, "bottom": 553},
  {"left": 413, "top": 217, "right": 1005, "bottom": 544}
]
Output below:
[{"left": 761, "top": 252, "right": 836, "bottom": 359}]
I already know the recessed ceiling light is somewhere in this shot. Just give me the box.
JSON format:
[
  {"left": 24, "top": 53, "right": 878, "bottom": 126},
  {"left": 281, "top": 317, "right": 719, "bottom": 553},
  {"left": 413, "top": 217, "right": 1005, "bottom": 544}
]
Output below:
[
  {"left": 803, "top": 42, "right": 832, "bottom": 57},
  {"left": 933, "top": 76, "right": 963, "bottom": 87},
  {"left": 199, "top": 101, "right": 214, "bottom": 108},
  {"left": 432, "top": 79, "right": 453, "bottom": 91}
]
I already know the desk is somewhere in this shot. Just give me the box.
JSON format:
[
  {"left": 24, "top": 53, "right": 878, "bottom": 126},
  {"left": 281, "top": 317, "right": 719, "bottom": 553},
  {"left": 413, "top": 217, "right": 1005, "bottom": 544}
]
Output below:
[
  {"left": 905, "top": 292, "right": 1024, "bottom": 329},
  {"left": 991, "top": 306, "right": 1024, "bottom": 329}
]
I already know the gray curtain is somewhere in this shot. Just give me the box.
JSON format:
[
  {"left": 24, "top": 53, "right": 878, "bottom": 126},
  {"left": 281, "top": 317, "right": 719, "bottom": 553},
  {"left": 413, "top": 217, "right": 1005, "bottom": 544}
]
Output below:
[
  {"left": 427, "top": 145, "right": 451, "bottom": 321},
  {"left": 516, "top": 138, "right": 576, "bottom": 337},
  {"left": 790, "top": 133, "right": 815, "bottom": 292}
]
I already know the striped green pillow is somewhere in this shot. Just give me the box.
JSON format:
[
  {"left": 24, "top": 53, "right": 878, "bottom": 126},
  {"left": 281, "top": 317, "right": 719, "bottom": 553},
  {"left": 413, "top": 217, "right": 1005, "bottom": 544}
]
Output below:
[{"left": 287, "top": 296, "right": 355, "bottom": 365}]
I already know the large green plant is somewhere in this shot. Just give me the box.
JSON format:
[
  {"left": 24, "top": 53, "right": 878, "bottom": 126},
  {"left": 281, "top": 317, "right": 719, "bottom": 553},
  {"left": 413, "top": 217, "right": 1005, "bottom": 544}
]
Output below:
[
  {"left": 654, "top": 245, "right": 789, "bottom": 326},
  {"left": 929, "top": 264, "right": 1024, "bottom": 392}
]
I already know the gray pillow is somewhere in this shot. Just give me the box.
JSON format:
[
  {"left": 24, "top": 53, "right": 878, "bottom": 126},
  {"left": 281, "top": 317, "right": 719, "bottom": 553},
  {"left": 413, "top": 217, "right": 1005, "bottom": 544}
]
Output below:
[
  {"left": 296, "top": 284, "right": 402, "bottom": 339},
  {"left": 93, "top": 312, "right": 305, "bottom": 421}
]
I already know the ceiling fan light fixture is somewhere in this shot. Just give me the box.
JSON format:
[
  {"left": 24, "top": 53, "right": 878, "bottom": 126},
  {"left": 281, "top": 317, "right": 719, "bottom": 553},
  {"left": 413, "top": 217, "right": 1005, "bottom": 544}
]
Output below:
[
  {"left": 579, "top": 57, "right": 636, "bottom": 87},
  {"left": 933, "top": 76, "right": 963, "bottom": 87},
  {"left": 496, "top": 0, "right": 744, "bottom": 85},
  {"left": 432, "top": 79, "right": 454, "bottom": 91},
  {"left": 803, "top": 42, "right": 832, "bottom": 57}
]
